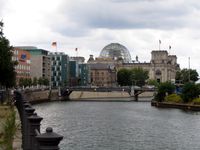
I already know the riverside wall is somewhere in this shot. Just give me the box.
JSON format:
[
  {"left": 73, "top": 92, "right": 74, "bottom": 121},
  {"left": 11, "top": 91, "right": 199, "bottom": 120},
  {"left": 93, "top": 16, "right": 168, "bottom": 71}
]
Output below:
[
  {"left": 23, "top": 90, "right": 154, "bottom": 103},
  {"left": 151, "top": 101, "right": 200, "bottom": 111}
]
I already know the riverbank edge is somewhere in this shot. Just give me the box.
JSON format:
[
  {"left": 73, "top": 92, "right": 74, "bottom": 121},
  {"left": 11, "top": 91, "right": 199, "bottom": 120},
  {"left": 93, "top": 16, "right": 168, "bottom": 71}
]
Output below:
[{"left": 151, "top": 101, "right": 200, "bottom": 111}]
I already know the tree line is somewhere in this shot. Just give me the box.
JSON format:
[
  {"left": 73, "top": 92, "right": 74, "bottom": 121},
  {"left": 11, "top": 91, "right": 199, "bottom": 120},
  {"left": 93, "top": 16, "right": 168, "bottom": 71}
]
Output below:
[
  {"left": 18, "top": 77, "right": 49, "bottom": 88},
  {"left": 117, "top": 68, "right": 149, "bottom": 87}
]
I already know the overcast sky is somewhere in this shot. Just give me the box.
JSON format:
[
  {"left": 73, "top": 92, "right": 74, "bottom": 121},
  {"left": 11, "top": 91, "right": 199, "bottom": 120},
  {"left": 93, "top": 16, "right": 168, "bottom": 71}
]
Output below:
[{"left": 1, "top": 0, "right": 200, "bottom": 73}]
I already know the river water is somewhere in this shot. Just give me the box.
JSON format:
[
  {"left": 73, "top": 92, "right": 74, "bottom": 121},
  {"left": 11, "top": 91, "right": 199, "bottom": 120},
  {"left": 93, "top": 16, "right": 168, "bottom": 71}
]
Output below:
[{"left": 34, "top": 101, "right": 200, "bottom": 150}]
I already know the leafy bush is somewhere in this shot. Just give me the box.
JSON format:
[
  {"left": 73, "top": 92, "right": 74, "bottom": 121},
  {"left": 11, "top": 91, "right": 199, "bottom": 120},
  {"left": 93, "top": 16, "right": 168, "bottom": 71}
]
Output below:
[
  {"left": 154, "top": 81, "right": 175, "bottom": 102},
  {"left": 0, "top": 108, "right": 16, "bottom": 150},
  {"left": 192, "top": 98, "right": 200, "bottom": 105},
  {"left": 164, "top": 94, "right": 182, "bottom": 103},
  {"left": 147, "top": 79, "right": 159, "bottom": 87},
  {"left": 181, "top": 82, "right": 200, "bottom": 103}
]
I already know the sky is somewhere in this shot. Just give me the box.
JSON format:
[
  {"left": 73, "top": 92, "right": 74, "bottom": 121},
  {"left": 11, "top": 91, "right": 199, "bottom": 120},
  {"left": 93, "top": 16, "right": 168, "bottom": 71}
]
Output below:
[{"left": 1, "top": 0, "right": 200, "bottom": 73}]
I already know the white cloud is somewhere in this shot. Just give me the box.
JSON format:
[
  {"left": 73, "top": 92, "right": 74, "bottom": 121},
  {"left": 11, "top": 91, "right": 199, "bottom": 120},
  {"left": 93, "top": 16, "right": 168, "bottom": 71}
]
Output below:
[{"left": 1, "top": 0, "right": 200, "bottom": 74}]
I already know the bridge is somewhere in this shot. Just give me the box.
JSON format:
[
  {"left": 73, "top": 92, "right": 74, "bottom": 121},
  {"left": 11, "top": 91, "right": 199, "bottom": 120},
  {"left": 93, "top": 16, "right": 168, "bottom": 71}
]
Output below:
[{"left": 61, "top": 86, "right": 155, "bottom": 101}]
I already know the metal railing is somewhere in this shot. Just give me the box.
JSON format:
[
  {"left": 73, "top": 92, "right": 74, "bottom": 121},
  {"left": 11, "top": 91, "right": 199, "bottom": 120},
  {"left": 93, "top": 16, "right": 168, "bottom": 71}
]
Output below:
[{"left": 14, "top": 91, "right": 63, "bottom": 150}]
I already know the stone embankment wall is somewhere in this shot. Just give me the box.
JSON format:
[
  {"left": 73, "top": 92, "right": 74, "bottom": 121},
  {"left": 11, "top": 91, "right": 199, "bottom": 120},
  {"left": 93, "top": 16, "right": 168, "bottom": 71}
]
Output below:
[
  {"left": 23, "top": 90, "right": 154, "bottom": 102},
  {"left": 70, "top": 91, "right": 154, "bottom": 99},
  {"left": 23, "top": 89, "right": 59, "bottom": 103}
]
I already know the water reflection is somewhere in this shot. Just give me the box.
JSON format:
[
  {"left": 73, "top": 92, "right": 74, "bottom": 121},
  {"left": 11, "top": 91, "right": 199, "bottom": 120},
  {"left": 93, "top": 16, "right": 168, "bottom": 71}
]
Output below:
[{"left": 34, "top": 101, "right": 200, "bottom": 150}]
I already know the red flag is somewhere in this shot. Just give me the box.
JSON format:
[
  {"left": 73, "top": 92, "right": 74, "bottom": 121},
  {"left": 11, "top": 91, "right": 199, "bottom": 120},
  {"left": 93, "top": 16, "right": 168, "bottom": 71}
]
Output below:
[{"left": 52, "top": 42, "right": 57, "bottom": 47}]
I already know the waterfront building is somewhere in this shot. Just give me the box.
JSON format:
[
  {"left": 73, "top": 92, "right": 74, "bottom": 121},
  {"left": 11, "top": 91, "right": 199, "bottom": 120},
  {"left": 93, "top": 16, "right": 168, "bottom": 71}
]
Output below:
[
  {"left": 122, "top": 51, "right": 179, "bottom": 82},
  {"left": 49, "top": 52, "right": 69, "bottom": 87},
  {"left": 12, "top": 48, "right": 31, "bottom": 84},
  {"left": 69, "top": 57, "right": 90, "bottom": 86},
  {"left": 69, "top": 60, "right": 79, "bottom": 86},
  {"left": 78, "top": 63, "right": 90, "bottom": 86},
  {"left": 88, "top": 43, "right": 180, "bottom": 86},
  {"left": 15, "top": 46, "right": 51, "bottom": 81},
  {"left": 70, "top": 56, "right": 85, "bottom": 63},
  {"left": 89, "top": 63, "right": 117, "bottom": 87}
]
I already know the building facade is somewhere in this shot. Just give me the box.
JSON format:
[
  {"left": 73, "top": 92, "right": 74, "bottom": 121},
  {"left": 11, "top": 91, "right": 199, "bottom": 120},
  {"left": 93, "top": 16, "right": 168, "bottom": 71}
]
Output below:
[
  {"left": 89, "top": 63, "right": 117, "bottom": 87},
  {"left": 49, "top": 52, "right": 69, "bottom": 87},
  {"left": 78, "top": 64, "right": 90, "bottom": 86},
  {"left": 12, "top": 48, "right": 31, "bottom": 84},
  {"left": 15, "top": 47, "right": 51, "bottom": 81},
  {"left": 87, "top": 43, "right": 180, "bottom": 87},
  {"left": 122, "top": 51, "right": 179, "bottom": 83}
]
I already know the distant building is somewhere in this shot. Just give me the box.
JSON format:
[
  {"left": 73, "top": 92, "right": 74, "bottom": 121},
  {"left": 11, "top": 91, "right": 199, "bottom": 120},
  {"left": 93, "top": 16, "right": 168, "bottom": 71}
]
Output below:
[
  {"left": 88, "top": 43, "right": 180, "bottom": 86},
  {"left": 69, "top": 57, "right": 90, "bottom": 86},
  {"left": 49, "top": 52, "right": 69, "bottom": 87},
  {"left": 69, "top": 60, "right": 79, "bottom": 86},
  {"left": 78, "top": 64, "right": 90, "bottom": 86},
  {"left": 122, "top": 51, "right": 179, "bottom": 83},
  {"left": 89, "top": 63, "right": 117, "bottom": 87},
  {"left": 15, "top": 47, "right": 51, "bottom": 81},
  {"left": 12, "top": 48, "right": 31, "bottom": 84},
  {"left": 70, "top": 56, "right": 85, "bottom": 63}
]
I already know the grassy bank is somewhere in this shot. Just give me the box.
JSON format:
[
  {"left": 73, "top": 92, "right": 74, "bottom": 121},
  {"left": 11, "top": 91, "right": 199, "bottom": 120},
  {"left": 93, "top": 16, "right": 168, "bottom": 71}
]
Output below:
[{"left": 0, "top": 105, "right": 16, "bottom": 150}]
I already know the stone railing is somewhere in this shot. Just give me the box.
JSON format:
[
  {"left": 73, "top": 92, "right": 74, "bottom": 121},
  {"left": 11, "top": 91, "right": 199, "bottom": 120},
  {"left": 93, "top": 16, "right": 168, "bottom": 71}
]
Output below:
[{"left": 14, "top": 91, "right": 63, "bottom": 150}]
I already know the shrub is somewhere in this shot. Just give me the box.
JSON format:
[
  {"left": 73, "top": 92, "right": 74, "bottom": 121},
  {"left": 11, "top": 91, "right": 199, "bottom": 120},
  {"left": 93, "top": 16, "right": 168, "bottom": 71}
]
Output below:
[
  {"left": 181, "top": 82, "right": 200, "bottom": 103},
  {"left": 164, "top": 94, "right": 182, "bottom": 103},
  {"left": 154, "top": 81, "right": 176, "bottom": 102},
  {"left": 192, "top": 98, "right": 200, "bottom": 105},
  {"left": 0, "top": 108, "right": 16, "bottom": 150}
]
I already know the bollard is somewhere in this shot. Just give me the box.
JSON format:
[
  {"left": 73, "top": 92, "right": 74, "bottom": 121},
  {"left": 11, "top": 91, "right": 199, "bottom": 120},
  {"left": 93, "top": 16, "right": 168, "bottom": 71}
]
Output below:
[
  {"left": 25, "top": 107, "right": 35, "bottom": 149},
  {"left": 24, "top": 102, "right": 32, "bottom": 108},
  {"left": 28, "top": 113, "right": 43, "bottom": 150},
  {"left": 14, "top": 91, "right": 27, "bottom": 149},
  {"left": 25, "top": 107, "right": 35, "bottom": 117},
  {"left": 36, "top": 127, "right": 63, "bottom": 150}
]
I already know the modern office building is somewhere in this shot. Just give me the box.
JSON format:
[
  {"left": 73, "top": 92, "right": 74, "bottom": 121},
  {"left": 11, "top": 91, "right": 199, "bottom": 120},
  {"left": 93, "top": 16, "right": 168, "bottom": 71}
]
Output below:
[
  {"left": 78, "top": 63, "right": 90, "bottom": 86},
  {"left": 15, "top": 47, "right": 51, "bottom": 81},
  {"left": 69, "top": 57, "right": 90, "bottom": 86},
  {"left": 12, "top": 48, "right": 31, "bottom": 84},
  {"left": 69, "top": 60, "right": 79, "bottom": 86},
  {"left": 49, "top": 52, "right": 69, "bottom": 87}
]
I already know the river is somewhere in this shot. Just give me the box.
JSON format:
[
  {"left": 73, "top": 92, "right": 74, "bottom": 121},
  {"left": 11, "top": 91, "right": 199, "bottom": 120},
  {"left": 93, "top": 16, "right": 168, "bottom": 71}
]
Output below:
[{"left": 34, "top": 101, "right": 200, "bottom": 150}]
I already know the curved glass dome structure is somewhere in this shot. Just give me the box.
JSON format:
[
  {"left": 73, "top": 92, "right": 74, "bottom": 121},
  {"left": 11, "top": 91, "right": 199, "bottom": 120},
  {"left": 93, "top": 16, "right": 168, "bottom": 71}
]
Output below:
[{"left": 100, "top": 43, "right": 132, "bottom": 63}]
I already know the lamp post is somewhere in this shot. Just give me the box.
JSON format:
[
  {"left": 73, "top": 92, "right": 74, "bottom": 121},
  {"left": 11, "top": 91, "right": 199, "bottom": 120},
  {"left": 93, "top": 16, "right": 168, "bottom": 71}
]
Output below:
[{"left": 189, "top": 57, "right": 190, "bottom": 82}]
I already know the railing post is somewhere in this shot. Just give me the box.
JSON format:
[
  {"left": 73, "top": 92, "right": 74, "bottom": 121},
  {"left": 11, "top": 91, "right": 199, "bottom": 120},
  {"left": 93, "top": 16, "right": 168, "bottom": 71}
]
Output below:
[
  {"left": 28, "top": 113, "right": 43, "bottom": 150},
  {"left": 36, "top": 127, "right": 63, "bottom": 150},
  {"left": 25, "top": 107, "right": 35, "bottom": 149}
]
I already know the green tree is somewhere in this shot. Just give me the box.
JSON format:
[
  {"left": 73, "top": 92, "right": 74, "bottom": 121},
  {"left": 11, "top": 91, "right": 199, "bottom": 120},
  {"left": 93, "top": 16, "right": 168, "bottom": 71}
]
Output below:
[
  {"left": 154, "top": 81, "right": 175, "bottom": 102},
  {"left": 117, "top": 68, "right": 149, "bottom": 86},
  {"left": 147, "top": 79, "right": 159, "bottom": 87},
  {"left": 175, "top": 69, "right": 199, "bottom": 84},
  {"left": 130, "top": 68, "right": 149, "bottom": 87},
  {"left": 0, "top": 21, "right": 16, "bottom": 88},
  {"left": 32, "top": 77, "right": 38, "bottom": 86},
  {"left": 18, "top": 78, "right": 24, "bottom": 87},
  {"left": 181, "top": 82, "right": 199, "bottom": 103},
  {"left": 38, "top": 77, "right": 43, "bottom": 86},
  {"left": 117, "top": 68, "right": 132, "bottom": 86},
  {"left": 27, "top": 78, "right": 32, "bottom": 87},
  {"left": 43, "top": 78, "right": 49, "bottom": 86}
]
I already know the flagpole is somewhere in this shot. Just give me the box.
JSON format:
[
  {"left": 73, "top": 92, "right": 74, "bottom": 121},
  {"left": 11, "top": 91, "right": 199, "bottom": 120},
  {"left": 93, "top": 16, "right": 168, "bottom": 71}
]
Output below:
[
  {"left": 75, "top": 48, "right": 78, "bottom": 57},
  {"left": 159, "top": 40, "right": 161, "bottom": 50},
  {"left": 169, "top": 45, "right": 171, "bottom": 55},
  {"left": 189, "top": 57, "right": 190, "bottom": 82}
]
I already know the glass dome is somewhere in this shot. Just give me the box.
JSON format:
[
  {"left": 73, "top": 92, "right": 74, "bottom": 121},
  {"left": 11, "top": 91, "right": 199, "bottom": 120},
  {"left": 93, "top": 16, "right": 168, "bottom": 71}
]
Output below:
[{"left": 99, "top": 43, "right": 132, "bottom": 63}]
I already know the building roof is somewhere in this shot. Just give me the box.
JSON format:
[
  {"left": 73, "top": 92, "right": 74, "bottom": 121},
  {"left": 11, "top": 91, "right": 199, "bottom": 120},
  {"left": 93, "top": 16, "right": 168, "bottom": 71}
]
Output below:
[
  {"left": 99, "top": 43, "right": 132, "bottom": 63},
  {"left": 89, "top": 63, "right": 115, "bottom": 70}
]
